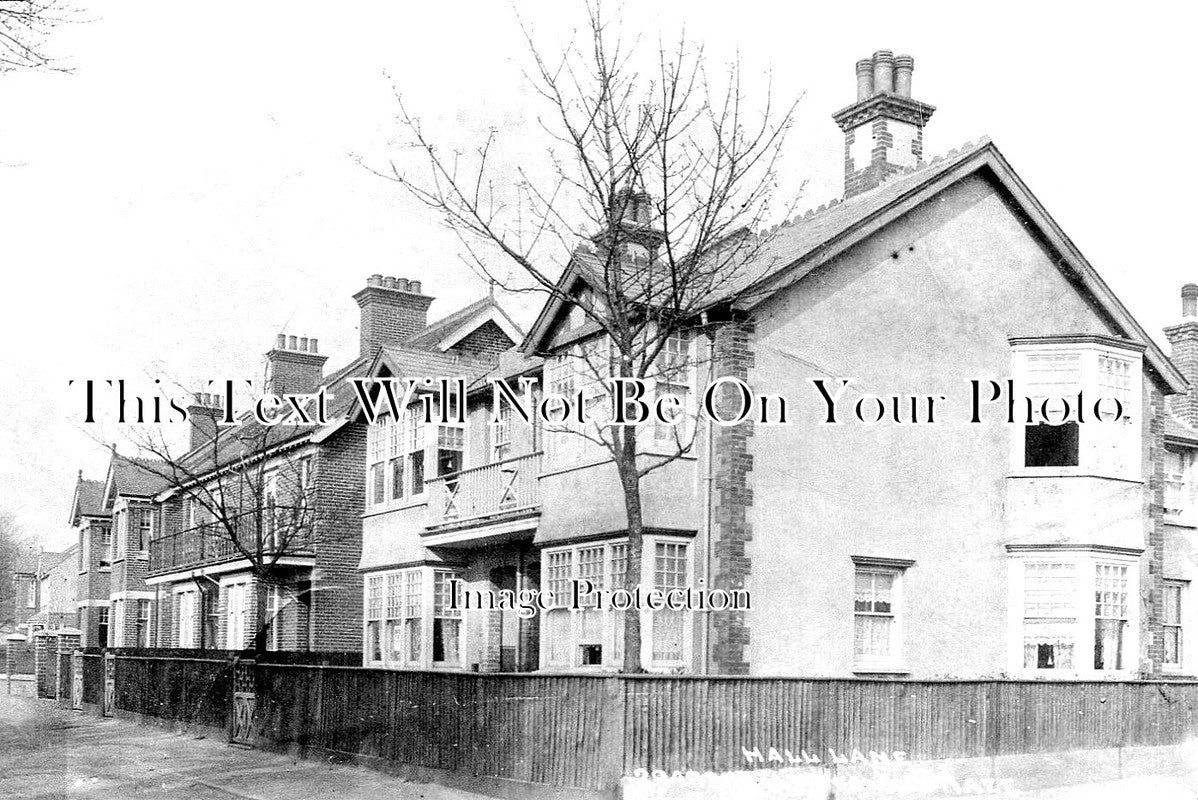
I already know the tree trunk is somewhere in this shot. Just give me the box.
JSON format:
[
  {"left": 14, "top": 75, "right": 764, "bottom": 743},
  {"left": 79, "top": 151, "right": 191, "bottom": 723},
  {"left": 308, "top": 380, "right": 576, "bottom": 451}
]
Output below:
[
  {"left": 252, "top": 573, "right": 268, "bottom": 657},
  {"left": 617, "top": 425, "right": 647, "bottom": 673}
]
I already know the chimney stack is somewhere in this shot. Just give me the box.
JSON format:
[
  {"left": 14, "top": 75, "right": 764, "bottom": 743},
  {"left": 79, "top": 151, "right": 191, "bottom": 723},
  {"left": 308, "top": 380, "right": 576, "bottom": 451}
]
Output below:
[
  {"left": 186, "top": 392, "right": 224, "bottom": 453},
  {"left": 353, "top": 275, "right": 435, "bottom": 359},
  {"left": 833, "top": 50, "right": 936, "bottom": 199},
  {"left": 265, "top": 333, "right": 328, "bottom": 396},
  {"left": 1165, "top": 284, "right": 1198, "bottom": 427}
]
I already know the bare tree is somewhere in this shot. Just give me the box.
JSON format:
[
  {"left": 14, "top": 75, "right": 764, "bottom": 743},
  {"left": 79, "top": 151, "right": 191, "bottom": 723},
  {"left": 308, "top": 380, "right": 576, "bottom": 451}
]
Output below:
[
  {"left": 374, "top": 5, "right": 799, "bottom": 671},
  {"left": 0, "top": 1, "right": 73, "bottom": 74},
  {"left": 0, "top": 509, "right": 32, "bottom": 632}
]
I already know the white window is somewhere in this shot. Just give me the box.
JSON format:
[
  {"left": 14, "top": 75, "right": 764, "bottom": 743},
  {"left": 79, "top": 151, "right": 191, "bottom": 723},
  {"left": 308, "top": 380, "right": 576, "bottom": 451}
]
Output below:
[
  {"left": 226, "top": 582, "right": 249, "bottom": 650},
  {"left": 365, "top": 575, "right": 383, "bottom": 663},
  {"left": 25, "top": 579, "right": 35, "bottom": 608},
  {"left": 492, "top": 404, "right": 512, "bottom": 462},
  {"left": 853, "top": 564, "right": 906, "bottom": 671},
  {"left": 134, "top": 507, "right": 152, "bottom": 554},
  {"left": 367, "top": 414, "right": 389, "bottom": 508},
  {"left": 542, "top": 537, "right": 689, "bottom": 670},
  {"left": 265, "top": 585, "right": 281, "bottom": 651},
  {"left": 176, "top": 589, "right": 198, "bottom": 648},
  {"left": 135, "top": 599, "right": 152, "bottom": 647},
  {"left": 111, "top": 599, "right": 124, "bottom": 645},
  {"left": 651, "top": 541, "right": 688, "bottom": 666},
  {"left": 263, "top": 473, "right": 279, "bottom": 549},
  {"left": 1010, "top": 549, "right": 1140, "bottom": 676},
  {"left": 1165, "top": 450, "right": 1192, "bottom": 520},
  {"left": 1022, "top": 562, "right": 1076, "bottom": 670},
  {"left": 1164, "top": 582, "right": 1184, "bottom": 669},
  {"left": 433, "top": 570, "right": 463, "bottom": 666},
  {"left": 1011, "top": 339, "right": 1142, "bottom": 479},
  {"left": 98, "top": 526, "right": 112, "bottom": 569},
  {"left": 114, "top": 509, "right": 128, "bottom": 560},
  {"left": 1094, "top": 563, "right": 1129, "bottom": 670},
  {"left": 651, "top": 332, "right": 693, "bottom": 446},
  {"left": 384, "top": 570, "right": 423, "bottom": 667}
]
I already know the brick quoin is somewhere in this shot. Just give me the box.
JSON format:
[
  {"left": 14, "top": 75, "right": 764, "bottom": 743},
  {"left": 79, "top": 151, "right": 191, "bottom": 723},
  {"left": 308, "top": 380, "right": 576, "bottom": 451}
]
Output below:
[
  {"left": 708, "top": 320, "right": 756, "bottom": 674},
  {"left": 1144, "top": 386, "right": 1168, "bottom": 675}
]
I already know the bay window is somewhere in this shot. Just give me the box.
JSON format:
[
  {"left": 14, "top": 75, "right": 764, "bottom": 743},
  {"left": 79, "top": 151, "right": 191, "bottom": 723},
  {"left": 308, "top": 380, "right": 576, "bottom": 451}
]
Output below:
[
  {"left": 1010, "top": 337, "right": 1143, "bottom": 479},
  {"left": 1010, "top": 548, "right": 1140, "bottom": 676},
  {"left": 542, "top": 537, "right": 691, "bottom": 671},
  {"left": 363, "top": 566, "right": 455, "bottom": 669}
]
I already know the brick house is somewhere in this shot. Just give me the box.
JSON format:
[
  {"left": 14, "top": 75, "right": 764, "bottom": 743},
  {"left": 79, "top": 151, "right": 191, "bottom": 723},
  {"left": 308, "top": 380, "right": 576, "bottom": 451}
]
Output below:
[
  {"left": 69, "top": 472, "right": 112, "bottom": 647},
  {"left": 102, "top": 451, "right": 170, "bottom": 647},
  {"left": 145, "top": 277, "right": 516, "bottom": 653},
  {"left": 355, "top": 50, "right": 1193, "bottom": 680},
  {"left": 10, "top": 548, "right": 75, "bottom": 635}
]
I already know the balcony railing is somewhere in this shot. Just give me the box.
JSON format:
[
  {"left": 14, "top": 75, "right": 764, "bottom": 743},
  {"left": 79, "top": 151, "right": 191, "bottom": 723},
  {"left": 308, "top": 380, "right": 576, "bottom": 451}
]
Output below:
[
  {"left": 148, "top": 523, "right": 313, "bottom": 575},
  {"left": 426, "top": 451, "right": 543, "bottom": 528}
]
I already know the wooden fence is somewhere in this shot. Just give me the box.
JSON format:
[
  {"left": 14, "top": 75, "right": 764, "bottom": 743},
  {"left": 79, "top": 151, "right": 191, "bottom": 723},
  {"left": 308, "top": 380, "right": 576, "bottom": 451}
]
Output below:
[{"left": 69, "top": 655, "right": 1198, "bottom": 795}]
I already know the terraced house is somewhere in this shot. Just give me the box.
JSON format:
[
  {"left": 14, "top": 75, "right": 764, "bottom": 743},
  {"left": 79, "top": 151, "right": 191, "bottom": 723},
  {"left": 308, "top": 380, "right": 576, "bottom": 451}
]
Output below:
[
  {"left": 143, "top": 277, "right": 515, "bottom": 653},
  {"left": 356, "top": 50, "right": 1193, "bottom": 680},
  {"left": 69, "top": 472, "right": 111, "bottom": 647}
]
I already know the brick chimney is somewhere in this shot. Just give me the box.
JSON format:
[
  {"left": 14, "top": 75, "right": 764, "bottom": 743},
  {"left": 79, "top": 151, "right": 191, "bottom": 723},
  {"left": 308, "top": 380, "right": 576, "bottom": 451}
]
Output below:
[
  {"left": 186, "top": 392, "right": 224, "bottom": 453},
  {"left": 1165, "top": 283, "right": 1198, "bottom": 427},
  {"left": 353, "top": 274, "right": 434, "bottom": 359},
  {"left": 832, "top": 50, "right": 936, "bottom": 199},
  {"left": 265, "top": 333, "right": 328, "bottom": 395}
]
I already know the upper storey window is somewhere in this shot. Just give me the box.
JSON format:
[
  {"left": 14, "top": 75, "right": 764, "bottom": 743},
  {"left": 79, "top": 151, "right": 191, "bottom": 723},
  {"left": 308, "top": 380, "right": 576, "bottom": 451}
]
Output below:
[{"left": 1010, "top": 337, "right": 1143, "bottom": 481}]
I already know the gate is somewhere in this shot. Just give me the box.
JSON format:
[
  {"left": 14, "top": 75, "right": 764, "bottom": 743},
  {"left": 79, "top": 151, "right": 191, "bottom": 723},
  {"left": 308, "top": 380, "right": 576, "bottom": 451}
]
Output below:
[
  {"left": 230, "top": 659, "right": 255, "bottom": 746},
  {"left": 71, "top": 651, "right": 83, "bottom": 711},
  {"left": 102, "top": 652, "right": 115, "bottom": 716}
]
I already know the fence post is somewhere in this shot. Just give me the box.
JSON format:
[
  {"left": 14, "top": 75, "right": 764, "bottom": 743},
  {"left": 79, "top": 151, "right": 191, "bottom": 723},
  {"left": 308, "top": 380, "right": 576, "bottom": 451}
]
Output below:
[
  {"left": 33, "top": 630, "right": 59, "bottom": 699},
  {"left": 55, "top": 628, "right": 81, "bottom": 701},
  {"left": 3, "top": 633, "right": 23, "bottom": 695},
  {"left": 598, "top": 676, "right": 627, "bottom": 794},
  {"left": 71, "top": 651, "right": 84, "bottom": 711},
  {"left": 102, "top": 651, "right": 115, "bottom": 716}
]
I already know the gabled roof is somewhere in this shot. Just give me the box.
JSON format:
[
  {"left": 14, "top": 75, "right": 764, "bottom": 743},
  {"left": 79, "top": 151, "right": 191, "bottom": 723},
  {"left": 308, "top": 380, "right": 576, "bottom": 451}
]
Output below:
[
  {"left": 521, "top": 138, "right": 1186, "bottom": 395},
  {"left": 68, "top": 475, "right": 106, "bottom": 524},
  {"left": 13, "top": 548, "right": 72, "bottom": 577},
  {"left": 405, "top": 296, "right": 525, "bottom": 353},
  {"left": 103, "top": 454, "right": 171, "bottom": 507}
]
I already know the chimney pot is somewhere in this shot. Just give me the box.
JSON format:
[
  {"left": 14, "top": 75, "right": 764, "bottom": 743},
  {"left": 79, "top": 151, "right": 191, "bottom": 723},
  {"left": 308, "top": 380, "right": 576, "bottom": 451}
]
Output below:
[
  {"left": 1183, "top": 284, "right": 1198, "bottom": 318},
  {"left": 894, "top": 55, "right": 914, "bottom": 97},
  {"left": 409, "top": 280, "right": 422, "bottom": 294},
  {"left": 310, "top": 338, "right": 319, "bottom": 353},
  {"left": 287, "top": 335, "right": 298, "bottom": 350},
  {"left": 383, "top": 276, "right": 397, "bottom": 289},
  {"left": 855, "top": 59, "right": 874, "bottom": 101},
  {"left": 193, "top": 392, "right": 202, "bottom": 404},
  {"left": 299, "top": 336, "right": 309, "bottom": 352},
  {"left": 872, "top": 50, "right": 895, "bottom": 94},
  {"left": 396, "top": 278, "right": 411, "bottom": 292},
  {"left": 276, "top": 334, "right": 286, "bottom": 349},
  {"left": 368, "top": 274, "right": 383, "bottom": 287}
]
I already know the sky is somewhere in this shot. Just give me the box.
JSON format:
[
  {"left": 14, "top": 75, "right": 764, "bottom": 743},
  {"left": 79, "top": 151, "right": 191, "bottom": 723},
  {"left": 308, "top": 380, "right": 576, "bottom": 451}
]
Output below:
[{"left": 0, "top": 1, "right": 1195, "bottom": 549}]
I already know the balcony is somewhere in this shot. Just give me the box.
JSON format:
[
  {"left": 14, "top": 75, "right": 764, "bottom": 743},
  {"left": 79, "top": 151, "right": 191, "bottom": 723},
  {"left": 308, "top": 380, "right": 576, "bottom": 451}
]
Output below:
[
  {"left": 148, "top": 523, "right": 314, "bottom": 577},
  {"left": 422, "top": 452, "right": 542, "bottom": 544}
]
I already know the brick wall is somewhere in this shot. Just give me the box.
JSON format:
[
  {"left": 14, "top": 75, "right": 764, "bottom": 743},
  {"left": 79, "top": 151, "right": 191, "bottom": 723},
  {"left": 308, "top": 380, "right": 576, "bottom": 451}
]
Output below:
[
  {"left": 450, "top": 320, "right": 515, "bottom": 361},
  {"left": 707, "top": 320, "right": 756, "bottom": 674},
  {"left": 843, "top": 119, "right": 923, "bottom": 199},
  {"left": 1143, "top": 385, "right": 1169, "bottom": 675},
  {"left": 1164, "top": 320, "right": 1198, "bottom": 427},
  {"left": 354, "top": 283, "right": 434, "bottom": 359},
  {"left": 310, "top": 424, "right": 366, "bottom": 652}
]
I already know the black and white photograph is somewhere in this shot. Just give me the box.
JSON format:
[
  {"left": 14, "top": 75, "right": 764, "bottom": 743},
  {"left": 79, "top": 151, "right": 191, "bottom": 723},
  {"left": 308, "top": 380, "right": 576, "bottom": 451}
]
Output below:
[{"left": 2, "top": 1, "right": 1197, "bottom": 798}]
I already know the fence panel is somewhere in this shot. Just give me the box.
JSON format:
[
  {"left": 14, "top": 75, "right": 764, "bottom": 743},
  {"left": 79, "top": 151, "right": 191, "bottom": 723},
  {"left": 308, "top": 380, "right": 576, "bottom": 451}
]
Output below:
[{"left": 112, "top": 655, "right": 233, "bottom": 731}]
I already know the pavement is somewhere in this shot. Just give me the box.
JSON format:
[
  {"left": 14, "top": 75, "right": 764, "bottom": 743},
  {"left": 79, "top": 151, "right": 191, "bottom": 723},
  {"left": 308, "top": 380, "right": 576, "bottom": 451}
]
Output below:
[{"left": 0, "top": 693, "right": 498, "bottom": 800}]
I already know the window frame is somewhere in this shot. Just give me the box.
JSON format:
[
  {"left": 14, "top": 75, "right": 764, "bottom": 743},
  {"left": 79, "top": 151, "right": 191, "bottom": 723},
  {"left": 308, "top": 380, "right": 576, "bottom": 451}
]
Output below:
[
  {"left": 1007, "top": 547, "right": 1141, "bottom": 677},
  {"left": 850, "top": 556, "right": 913, "bottom": 674},
  {"left": 1163, "top": 580, "right": 1186, "bottom": 672},
  {"left": 1009, "top": 340, "right": 1144, "bottom": 481},
  {"left": 541, "top": 535, "right": 693, "bottom": 672}
]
